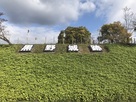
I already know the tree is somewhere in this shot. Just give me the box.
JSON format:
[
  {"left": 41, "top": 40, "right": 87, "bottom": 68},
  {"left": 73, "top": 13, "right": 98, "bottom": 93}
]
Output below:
[
  {"left": 58, "top": 26, "right": 91, "bottom": 44},
  {"left": 0, "top": 12, "right": 11, "bottom": 45},
  {"left": 123, "top": 7, "right": 136, "bottom": 33},
  {"left": 98, "top": 22, "right": 131, "bottom": 43},
  {"left": 58, "top": 30, "right": 64, "bottom": 44}
]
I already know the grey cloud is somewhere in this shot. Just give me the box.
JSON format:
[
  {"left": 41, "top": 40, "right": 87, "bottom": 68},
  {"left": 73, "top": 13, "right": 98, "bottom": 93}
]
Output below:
[{"left": 0, "top": 0, "right": 95, "bottom": 25}]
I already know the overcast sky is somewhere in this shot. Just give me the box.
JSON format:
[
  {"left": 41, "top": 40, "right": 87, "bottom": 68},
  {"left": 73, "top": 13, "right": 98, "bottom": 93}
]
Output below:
[{"left": 0, "top": 0, "right": 136, "bottom": 44}]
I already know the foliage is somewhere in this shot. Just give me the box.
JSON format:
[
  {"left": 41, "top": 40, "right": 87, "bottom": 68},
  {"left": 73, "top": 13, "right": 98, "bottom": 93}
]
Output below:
[
  {"left": 99, "top": 22, "right": 131, "bottom": 43},
  {"left": 0, "top": 12, "right": 12, "bottom": 45},
  {"left": 58, "top": 30, "right": 65, "bottom": 44},
  {"left": 0, "top": 44, "right": 136, "bottom": 101},
  {"left": 58, "top": 26, "right": 91, "bottom": 44}
]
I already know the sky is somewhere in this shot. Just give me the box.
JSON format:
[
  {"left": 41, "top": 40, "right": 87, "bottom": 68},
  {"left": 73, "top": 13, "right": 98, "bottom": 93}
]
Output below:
[{"left": 0, "top": 0, "right": 136, "bottom": 44}]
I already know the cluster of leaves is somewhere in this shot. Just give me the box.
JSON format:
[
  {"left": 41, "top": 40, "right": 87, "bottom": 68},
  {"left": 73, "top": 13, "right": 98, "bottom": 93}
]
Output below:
[
  {"left": 58, "top": 26, "right": 91, "bottom": 44},
  {"left": 0, "top": 44, "right": 136, "bottom": 101},
  {"left": 98, "top": 22, "right": 131, "bottom": 44}
]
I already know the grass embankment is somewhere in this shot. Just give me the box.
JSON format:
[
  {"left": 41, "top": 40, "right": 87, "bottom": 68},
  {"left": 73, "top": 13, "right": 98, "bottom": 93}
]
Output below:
[{"left": 0, "top": 44, "right": 136, "bottom": 102}]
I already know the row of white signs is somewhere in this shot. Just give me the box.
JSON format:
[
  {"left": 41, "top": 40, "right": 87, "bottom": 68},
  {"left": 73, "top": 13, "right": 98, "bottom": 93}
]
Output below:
[{"left": 20, "top": 44, "right": 102, "bottom": 52}]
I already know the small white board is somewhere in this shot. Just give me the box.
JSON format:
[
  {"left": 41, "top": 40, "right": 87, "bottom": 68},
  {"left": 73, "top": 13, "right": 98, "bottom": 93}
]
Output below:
[
  {"left": 90, "top": 45, "right": 102, "bottom": 52},
  {"left": 68, "top": 45, "right": 79, "bottom": 52},
  {"left": 20, "top": 45, "right": 33, "bottom": 52},
  {"left": 44, "top": 45, "right": 56, "bottom": 52}
]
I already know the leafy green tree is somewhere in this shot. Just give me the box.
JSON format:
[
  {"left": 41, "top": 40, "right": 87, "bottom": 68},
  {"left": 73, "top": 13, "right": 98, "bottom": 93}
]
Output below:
[
  {"left": 58, "top": 26, "right": 91, "bottom": 44},
  {"left": 58, "top": 30, "right": 64, "bottom": 44},
  {"left": 0, "top": 12, "right": 11, "bottom": 44},
  {"left": 98, "top": 22, "right": 131, "bottom": 43}
]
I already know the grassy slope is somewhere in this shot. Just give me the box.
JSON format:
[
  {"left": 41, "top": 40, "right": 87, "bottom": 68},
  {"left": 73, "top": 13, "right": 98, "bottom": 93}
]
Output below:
[{"left": 0, "top": 44, "right": 136, "bottom": 102}]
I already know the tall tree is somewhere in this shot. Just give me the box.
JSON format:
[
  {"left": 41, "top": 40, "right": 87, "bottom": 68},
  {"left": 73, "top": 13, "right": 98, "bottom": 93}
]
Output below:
[
  {"left": 98, "top": 22, "right": 131, "bottom": 43},
  {"left": 58, "top": 30, "right": 65, "bottom": 44},
  {"left": 123, "top": 7, "right": 136, "bottom": 33},
  {"left": 58, "top": 26, "right": 91, "bottom": 44},
  {"left": 0, "top": 12, "right": 11, "bottom": 45}
]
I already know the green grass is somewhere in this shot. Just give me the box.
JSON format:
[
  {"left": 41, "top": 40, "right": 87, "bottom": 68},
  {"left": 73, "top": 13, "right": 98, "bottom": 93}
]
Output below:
[{"left": 0, "top": 44, "right": 136, "bottom": 102}]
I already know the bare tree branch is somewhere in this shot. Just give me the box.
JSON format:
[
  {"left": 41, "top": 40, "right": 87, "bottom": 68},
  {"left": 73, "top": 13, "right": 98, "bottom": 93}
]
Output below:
[
  {"left": 0, "top": 12, "right": 11, "bottom": 45},
  {"left": 123, "top": 7, "right": 136, "bottom": 33}
]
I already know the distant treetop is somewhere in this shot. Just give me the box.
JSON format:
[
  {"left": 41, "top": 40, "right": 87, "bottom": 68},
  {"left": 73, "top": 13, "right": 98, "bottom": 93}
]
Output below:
[{"left": 58, "top": 26, "right": 91, "bottom": 44}]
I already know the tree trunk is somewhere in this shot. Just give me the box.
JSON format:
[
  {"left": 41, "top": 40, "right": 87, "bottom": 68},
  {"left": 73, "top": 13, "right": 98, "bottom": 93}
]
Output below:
[{"left": 0, "top": 36, "right": 12, "bottom": 45}]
